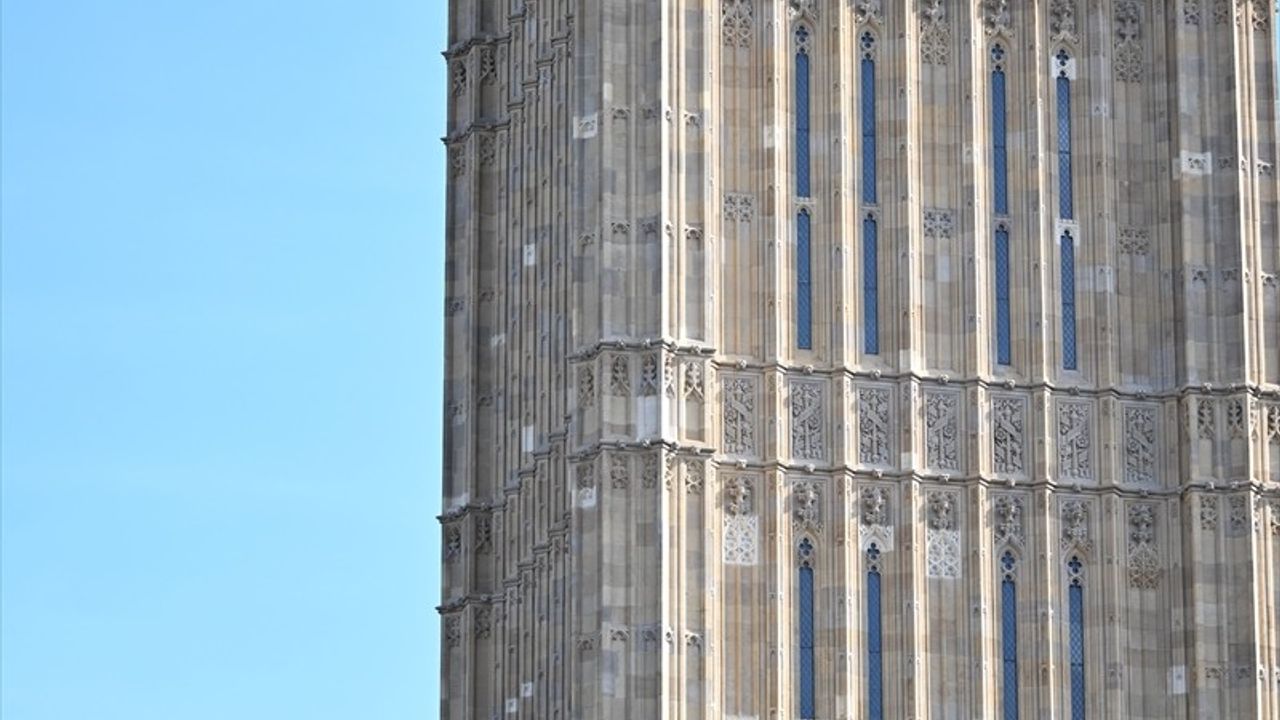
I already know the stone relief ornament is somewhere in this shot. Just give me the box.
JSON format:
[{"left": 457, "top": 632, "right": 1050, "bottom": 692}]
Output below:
[
  {"left": 723, "top": 193, "right": 755, "bottom": 223},
  {"left": 1228, "top": 495, "right": 1250, "bottom": 535},
  {"left": 639, "top": 354, "right": 659, "bottom": 396},
  {"left": 926, "top": 491, "right": 961, "bottom": 579},
  {"left": 925, "top": 392, "right": 960, "bottom": 470},
  {"left": 1050, "top": 0, "right": 1077, "bottom": 44},
  {"left": 723, "top": 476, "right": 758, "bottom": 564},
  {"left": 1200, "top": 496, "right": 1219, "bottom": 531},
  {"left": 918, "top": 0, "right": 951, "bottom": 65},
  {"left": 663, "top": 355, "right": 676, "bottom": 398},
  {"left": 1226, "top": 398, "right": 1246, "bottom": 438},
  {"left": 1118, "top": 227, "right": 1150, "bottom": 255},
  {"left": 861, "top": 486, "right": 889, "bottom": 526},
  {"left": 474, "top": 607, "right": 492, "bottom": 639},
  {"left": 854, "top": 0, "right": 883, "bottom": 25},
  {"left": 923, "top": 208, "right": 955, "bottom": 239},
  {"left": 723, "top": 376, "right": 758, "bottom": 456},
  {"left": 445, "top": 523, "right": 463, "bottom": 563},
  {"left": 1197, "top": 398, "right": 1216, "bottom": 439},
  {"left": 787, "top": 0, "right": 818, "bottom": 23},
  {"left": 445, "top": 615, "right": 463, "bottom": 648},
  {"left": 859, "top": 486, "right": 893, "bottom": 552},
  {"left": 994, "top": 495, "right": 1024, "bottom": 546},
  {"left": 663, "top": 454, "right": 677, "bottom": 491},
  {"left": 578, "top": 365, "right": 595, "bottom": 408},
  {"left": 992, "top": 397, "right": 1025, "bottom": 475},
  {"left": 1127, "top": 503, "right": 1163, "bottom": 589},
  {"left": 1267, "top": 404, "right": 1280, "bottom": 441},
  {"left": 685, "top": 459, "right": 705, "bottom": 494},
  {"left": 1123, "top": 406, "right": 1156, "bottom": 485},
  {"left": 475, "top": 514, "right": 493, "bottom": 554},
  {"left": 790, "top": 381, "right": 826, "bottom": 461},
  {"left": 927, "top": 491, "right": 957, "bottom": 531},
  {"left": 1057, "top": 403, "right": 1093, "bottom": 481},
  {"left": 610, "top": 455, "right": 630, "bottom": 489},
  {"left": 609, "top": 355, "right": 630, "bottom": 395},
  {"left": 858, "top": 387, "right": 892, "bottom": 465},
  {"left": 723, "top": 514, "right": 760, "bottom": 565},
  {"left": 683, "top": 361, "right": 705, "bottom": 400},
  {"left": 721, "top": 0, "right": 754, "bottom": 48},
  {"left": 1113, "top": 0, "right": 1143, "bottom": 83},
  {"left": 1184, "top": 0, "right": 1202, "bottom": 25},
  {"left": 724, "top": 476, "right": 752, "bottom": 515},
  {"left": 982, "top": 0, "right": 1012, "bottom": 37},
  {"left": 794, "top": 482, "right": 822, "bottom": 531},
  {"left": 642, "top": 453, "right": 659, "bottom": 489},
  {"left": 1061, "top": 499, "right": 1092, "bottom": 554}
]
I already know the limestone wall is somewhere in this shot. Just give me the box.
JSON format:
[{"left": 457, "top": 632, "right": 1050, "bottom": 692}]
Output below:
[{"left": 441, "top": 1, "right": 1280, "bottom": 718}]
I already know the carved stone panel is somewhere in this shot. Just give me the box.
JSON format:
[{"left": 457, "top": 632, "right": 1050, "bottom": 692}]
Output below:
[
  {"left": 790, "top": 380, "right": 826, "bottom": 461},
  {"left": 925, "top": 390, "right": 961, "bottom": 471},
  {"left": 992, "top": 396, "right": 1026, "bottom": 475},
  {"left": 722, "top": 375, "right": 758, "bottom": 456},
  {"left": 1057, "top": 401, "right": 1093, "bottom": 481},
  {"left": 926, "top": 491, "right": 961, "bottom": 579},
  {"left": 1123, "top": 405, "right": 1158, "bottom": 485},
  {"left": 1127, "top": 503, "right": 1163, "bottom": 589},
  {"left": 993, "top": 495, "right": 1024, "bottom": 547},
  {"left": 858, "top": 386, "right": 892, "bottom": 466}
]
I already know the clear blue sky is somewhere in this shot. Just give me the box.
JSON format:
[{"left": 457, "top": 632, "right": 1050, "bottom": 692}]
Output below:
[{"left": 2, "top": 1, "right": 445, "bottom": 717}]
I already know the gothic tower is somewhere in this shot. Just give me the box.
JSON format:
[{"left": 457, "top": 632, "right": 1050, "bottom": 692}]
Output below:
[{"left": 440, "top": 0, "right": 1280, "bottom": 717}]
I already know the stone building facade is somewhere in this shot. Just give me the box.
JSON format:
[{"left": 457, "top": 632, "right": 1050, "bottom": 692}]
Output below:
[{"left": 440, "top": 0, "right": 1280, "bottom": 717}]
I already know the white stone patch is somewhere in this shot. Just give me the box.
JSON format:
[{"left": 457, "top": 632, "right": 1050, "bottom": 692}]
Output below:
[
  {"left": 926, "top": 528, "right": 961, "bottom": 579},
  {"left": 573, "top": 112, "right": 598, "bottom": 139},
  {"left": 1179, "top": 151, "right": 1211, "bottom": 176},
  {"left": 936, "top": 255, "right": 951, "bottom": 282},
  {"left": 522, "top": 425, "right": 534, "bottom": 452},
  {"left": 505, "top": 698, "right": 518, "bottom": 714},
  {"left": 523, "top": 244, "right": 537, "bottom": 266},
  {"left": 723, "top": 515, "right": 759, "bottom": 566},
  {"left": 521, "top": 682, "right": 533, "bottom": 698},
  {"left": 1169, "top": 665, "right": 1186, "bottom": 694},
  {"left": 1052, "top": 55, "right": 1078, "bottom": 80},
  {"left": 490, "top": 333, "right": 505, "bottom": 348},
  {"left": 578, "top": 487, "right": 597, "bottom": 508}
]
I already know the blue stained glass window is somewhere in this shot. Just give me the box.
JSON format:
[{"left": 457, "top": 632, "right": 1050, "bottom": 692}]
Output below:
[
  {"left": 1061, "top": 231, "right": 1077, "bottom": 370},
  {"left": 860, "top": 38, "right": 876, "bottom": 204},
  {"left": 995, "top": 227, "right": 1011, "bottom": 365},
  {"left": 1055, "top": 52, "right": 1073, "bottom": 220},
  {"left": 867, "top": 545, "right": 883, "bottom": 720},
  {"left": 799, "top": 539, "right": 816, "bottom": 719},
  {"left": 863, "top": 215, "right": 879, "bottom": 355},
  {"left": 1068, "top": 556, "right": 1085, "bottom": 720},
  {"left": 992, "top": 55, "right": 1008, "bottom": 215},
  {"left": 796, "top": 29, "right": 811, "bottom": 198},
  {"left": 797, "top": 211, "right": 813, "bottom": 350},
  {"left": 1000, "top": 552, "right": 1019, "bottom": 720}
]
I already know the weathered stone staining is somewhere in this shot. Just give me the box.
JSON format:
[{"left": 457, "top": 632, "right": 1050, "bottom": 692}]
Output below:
[{"left": 441, "top": 0, "right": 1280, "bottom": 717}]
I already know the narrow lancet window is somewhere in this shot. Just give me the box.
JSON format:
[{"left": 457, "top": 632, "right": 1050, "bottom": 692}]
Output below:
[
  {"left": 1067, "top": 556, "right": 1085, "bottom": 719},
  {"left": 860, "top": 32, "right": 879, "bottom": 356},
  {"left": 1055, "top": 51, "right": 1074, "bottom": 220},
  {"left": 796, "top": 26, "right": 811, "bottom": 198},
  {"left": 1000, "top": 552, "right": 1019, "bottom": 720},
  {"left": 992, "top": 45, "right": 1009, "bottom": 215},
  {"left": 867, "top": 543, "right": 884, "bottom": 720},
  {"left": 860, "top": 33, "right": 876, "bottom": 204},
  {"left": 797, "top": 210, "right": 813, "bottom": 350},
  {"left": 798, "top": 538, "right": 816, "bottom": 718},
  {"left": 995, "top": 224, "right": 1011, "bottom": 365},
  {"left": 863, "top": 214, "right": 879, "bottom": 355},
  {"left": 1061, "top": 230, "right": 1077, "bottom": 370}
]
